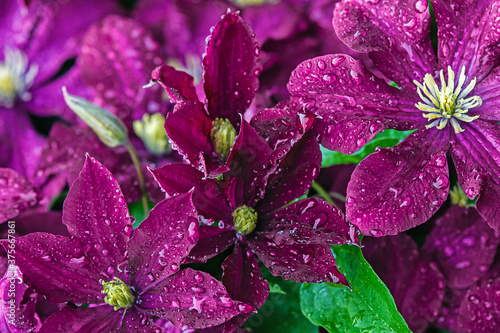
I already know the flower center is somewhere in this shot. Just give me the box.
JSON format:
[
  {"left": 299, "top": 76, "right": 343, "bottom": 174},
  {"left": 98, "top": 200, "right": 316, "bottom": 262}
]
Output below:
[
  {"left": 0, "top": 48, "right": 38, "bottom": 108},
  {"left": 232, "top": 205, "right": 257, "bottom": 235},
  {"left": 133, "top": 113, "right": 171, "bottom": 155},
  {"left": 414, "top": 66, "right": 481, "bottom": 134},
  {"left": 211, "top": 118, "right": 237, "bottom": 160},
  {"left": 101, "top": 277, "right": 135, "bottom": 311}
]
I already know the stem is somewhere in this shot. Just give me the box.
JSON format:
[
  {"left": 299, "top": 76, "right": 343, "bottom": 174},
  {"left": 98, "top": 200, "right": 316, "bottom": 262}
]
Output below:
[
  {"left": 125, "top": 142, "right": 149, "bottom": 217},
  {"left": 311, "top": 181, "right": 335, "bottom": 206}
]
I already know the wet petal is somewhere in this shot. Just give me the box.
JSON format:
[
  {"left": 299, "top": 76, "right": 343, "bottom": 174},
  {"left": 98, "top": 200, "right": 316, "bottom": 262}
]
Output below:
[
  {"left": 203, "top": 11, "right": 261, "bottom": 126},
  {"left": 39, "top": 306, "right": 122, "bottom": 333},
  {"left": 451, "top": 120, "right": 500, "bottom": 230},
  {"left": 139, "top": 268, "right": 247, "bottom": 329},
  {"left": 220, "top": 243, "right": 268, "bottom": 332},
  {"left": 151, "top": 163, "right": 232, "bottom": 221},
  {"left": 250, "top": 236, "right": 347, "bottom": 285},
  {"left": 225, "top": 119, "right": 274, "bottom": 208},
  {"left": 346, "top": 129, "right": 450, "bottom": 236},
  {"left": 333, "top": 0, "right": 437, "bottom": 90},
  {"left": 0, "top": 233, "right": 103, "bottom": 304},
  {"left": 259, "top": 198, "right": 356, "bottom": 246},
  {"left": 473, "top": 66, "right": 500, "bottom": 122},
  {"left": 433, "top": 0, "right": 500, "bottom": 82},
  {"left": 14, "top": 211, "right": 69, "bottom": 236},
  {"left": 119, "top": 307, "right": 161, "bottom": 332},
  {"left": 151, "top": 65, "right": 198, "bottom": 103},
  {"left": 80, "top": 15, "right": 164, "bottom": 128},
  {"left": 128, "top": 193, "right": 199, "bottom": 292},
  {"left": 0, "top": 168, "right": 42, "bottom": 223},
  {"left": 164, "top": 101, "right": 214, "bottom": 170},
  {"left": 423, "top": 206, "right": 500, "bottom": 289},
  {"left": 185, "top": 226, "right": 236, "bottom": 264},
  {"left": 288, "top": 54, "right": 424, "bottom": 153},
  {"left": 62, "top": 155, "right": 132, "bottom": 279},
  {"left": 256, "top": 131, "right": 321, "bottom": 214}
]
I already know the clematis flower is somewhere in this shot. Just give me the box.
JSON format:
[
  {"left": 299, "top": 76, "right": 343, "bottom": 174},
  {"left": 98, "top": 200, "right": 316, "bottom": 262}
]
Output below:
[
  {"left": 0, "top": 0, "right": 120, "bottom": 178},
  {"left": 149, "top": 11, "right": 261, "bottom": 177},
  {"left": 153, "top": 120, "right": 357, "bottom": 330},
  {"left": 288, "top": 0, "right": 500, "bottom": 235},
  {"left": 2, "top": 156, "right": 249, "bottom": 331},
  {"left": 363, "top": 233, "right": 445, "bottom": 333}
]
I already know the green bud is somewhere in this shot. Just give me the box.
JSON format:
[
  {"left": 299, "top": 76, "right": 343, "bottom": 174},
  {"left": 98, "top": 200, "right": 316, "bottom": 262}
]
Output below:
[
  {"left": 133, "top": 113, "right": 171, "bottom": 155},
  {"left": 62, "top": 87, "right": 128, "bottom": 147},
  {"left": 101, "top": 277, "right": 135, "bottom": 311},
  {"left": 232, "top": 205, "right": 258, "bottom": 235},
  {"left": 211, "top": 118, "right": 237, "bottom": 160},
  {"left": 449, "top": 185, "right": 470, "bottom": 207}
]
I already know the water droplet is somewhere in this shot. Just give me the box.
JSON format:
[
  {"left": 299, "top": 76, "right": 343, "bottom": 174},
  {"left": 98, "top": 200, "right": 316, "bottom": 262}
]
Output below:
[
  {"left": 356, "top": 138, "right": 366, "bottom": 147},
  {"left": 456, "top": 260, "right": 471, "bottom": 269},
  {"left": 317, "top": 60, "right": 326, "bottom": 70},
  {"left": 104, "top": 219, "right": 111, "bottom": 226},
  {"left": 432, "top": 174, "right": 449, "bottom": 189},
  {"left": 468, "top": 295, "right": 480, "bottom": 305},
  {"left": 331, "top": 56, "right": 345, "bottom": 67},
  {"left": 233, "top": 90, "right": 241, "bottom": 98},
  {"left": 415, "top": 0, "right": 428, "bottom": 13},
  {"left": 191, "top": 286, "right": 206, "bottom": 293},
  {"left": 400, "top": 197, "right": 412, "bottom": 207},
  {"left": 107, "top": 266, "right": 115, "bottom": 275},
  {"left": 432, "top": 155, "right": 447, "bottom": 168},
  {"left": 323, "top": 74, "right": 335, "bottom": 83},
  {"left": 370, "top": 229, "right": 384, "bottom": 237},
  {"left": 302, "top": 247, "right": 315, "bottom": 264},
  {"left": 346, "top": 197, "right": 355, "bottom": 206},
  {"left": 194, "top": 273, "right": 204, "bottom": 283}
]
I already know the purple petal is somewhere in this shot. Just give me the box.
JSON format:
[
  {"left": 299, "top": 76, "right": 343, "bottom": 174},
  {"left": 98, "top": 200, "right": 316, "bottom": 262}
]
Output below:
[
  {"left": 259, "top": 198, "right": 356, "bottom": 246},
  {"left": 433, "top": 0, "right": 500, "bottom": 82},
  {"left": 14, "top": 211, "right": 69, "bottom": 236},
  {"left": 256, "top": 130, "right": 321, "bottom": 214},
  {"left": 457, "top": 273, "right": 500, "bottom": 333},
  {"left": 346, "top": 128, "right": 450, "bottom": 236},
  {"left": 80, "top": 15, "right": 164, "bottom": 129},
  {"left": 185, "top": 226, "right": 236, "bottom": 264},
  {"left": 39, "top": 306, "right": 122, "bottom": 333},
  {"left": 424, "top": 206, "right": 500, "bottom": 289},
  {"left": 0, "top": 265, "right": 40, "bottom": 333},
  {"left": 220, "top": 243, "right": 269, "bottom": 332},
  {"left": 62, "top": 155, "right": 132, "bottom": 279},
  {"left": 1, "top": 233, "right": 103, "bottom": 304},
  {"left": 435, "top": 288, "right": 467, "bottom": 332},
  {"left": 151, "top": 65, "right": 199, "bottom": 102},
  {"left": 0, "top": 168, "right": 42, "bottom": 223},
  {"left": 203, "top": 11, "right": 261, "bottom": 126},
  {"left": 250, "top": 236, "right": 348, "bottom": 285},
  {"left": 151, "top": 163, "right": 233, "bottom": 221},
  {"left": 451, "top": 120, "right": 500, "bottom": 230},
  {"left": 474, "top": 66, "right": 500, "bottom": 122},
  {"left": 128, "top": 193, "right": 199, "bottom": 292},
  {"left": 164, "top": 101, "right": 214, "bottom": 169},
  {"left": 287, "top": 54, "right": 424, "bottom": 153},
  {"left": 139, "top": 268, "right": 248, "bottom": 329},
  {"left": 120, "top": 307, "right": 164, "bottom": 332},
  {"left": 332, "top": 0, "right": 437, "bottom": 90},
  {"left": 225, "top": 119, "right": 274, "bottom": 208}
]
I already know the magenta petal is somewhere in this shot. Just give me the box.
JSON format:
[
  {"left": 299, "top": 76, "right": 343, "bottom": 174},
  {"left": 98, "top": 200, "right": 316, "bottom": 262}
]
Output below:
[
  {"left": 256, "top": 131, "right": 321, "bottom": 214},
  {"left": 203, "top": 11, "right": 261, "bottom": 125},
  {"left": 474, "top": 66, "right": 500, "bottom": 122},
  {"left": 226, "top": 119, "right": 274, "bottom": 208},
  {"left": 220, "top": 243, "right": 269, "bottom": 332},
  {"left": 332, "top": 0, "right": 437, "bottom": 90},
  {"left": 1, "top": 233, "right": 102, "bottom": 304},
  {"left": 259, "top": 198, "right": 356, "bottom": 246},
  {"left": 457, "top": 273, "right": 500, "bottom": 333},
  {"left": 14, "top": 211, "right": 69, "bottom": 237},
  {"left": 164, "top": 101, "right": 214, "bottom": 169},
  {"left": 185, "top": 226, "right": 236, "bottom": 264},
  {"left": 433, "top": 0, "right": 500, "bottom": 82},
  {"left": 80, "top": 15, "right": 163, "bottom": 128},
  {"left": 128, "top": 193, "right": 199, "bottom": 292},
  {"left": 346, "top": 129, "right": 450, "bottom": 236},
  {"left": 119, "top": 307, "right": 162, "bottom": 332},
  {"left": 0, "top": 168, "right": 42, "bottom": 223},
  {"left": 451, "top": 120, "right": 500, "bottom": 230},
  {"left": 39, "top": 306, "right": 122, "bottom": 333},
  {"left": 62, "top": 155, "right": 132, "bottom": 278},
  {"left": 151, "top": 65, "right": 199, "bottom": 103},
  {"left": 151, "top": 163, "right": 232, "bottom": 221},
  {"left": 424, "top": 206, "right": 500, "bottom": 289},
  {"left": 139, "top": 268, "right": 247, "bottom": 329},
  {"left": 250, "top": 236, "right": 347, "bottom": 285}
]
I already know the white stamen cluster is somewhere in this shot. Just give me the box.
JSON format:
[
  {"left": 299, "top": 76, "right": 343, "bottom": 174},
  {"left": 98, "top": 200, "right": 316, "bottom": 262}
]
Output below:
[{"left": 414, "top": 66, "right": 481, "bottom": 134}]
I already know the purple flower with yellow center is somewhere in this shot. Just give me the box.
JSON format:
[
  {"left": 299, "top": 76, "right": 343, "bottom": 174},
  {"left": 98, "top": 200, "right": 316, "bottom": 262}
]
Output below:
[
  {"left": 148, "top": 10, "right": 261, "bottom": 177},
  {"left": 1, "top": 156, "right": 250, "bottom": 332},
  {"left": 288, "top": 0, "right": 500, "bottom": 235},
  {"left": 153, "top": 120, "right": 357, "bottom": 330}
]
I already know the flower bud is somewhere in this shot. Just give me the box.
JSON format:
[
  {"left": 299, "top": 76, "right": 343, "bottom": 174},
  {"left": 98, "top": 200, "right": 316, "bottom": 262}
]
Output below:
[{"left": 133, "top": 113, "right": 171, "bottom": 156}]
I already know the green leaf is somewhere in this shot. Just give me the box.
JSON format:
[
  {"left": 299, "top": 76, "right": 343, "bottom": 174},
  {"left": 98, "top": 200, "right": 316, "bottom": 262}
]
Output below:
[
  {"left": 245, "top": 266, "right": 318, "bottom": 333},
  {"left": 127, "top": 198, "right": 155, "bottom": 229},
  {"left": 321, "top": 129, "right": 414, "bottom": 168},
  {"left": 300, "top": 244, "right": 411, "bottom": 333},
  {"left": 269, "top": 282, "right": 286, "bottom": 295}
]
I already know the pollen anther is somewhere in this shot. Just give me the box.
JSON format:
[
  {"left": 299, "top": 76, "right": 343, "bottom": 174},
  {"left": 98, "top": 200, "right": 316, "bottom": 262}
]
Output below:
[{"left": 414, "top": 66, "right": 481, "bottom": 134}]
